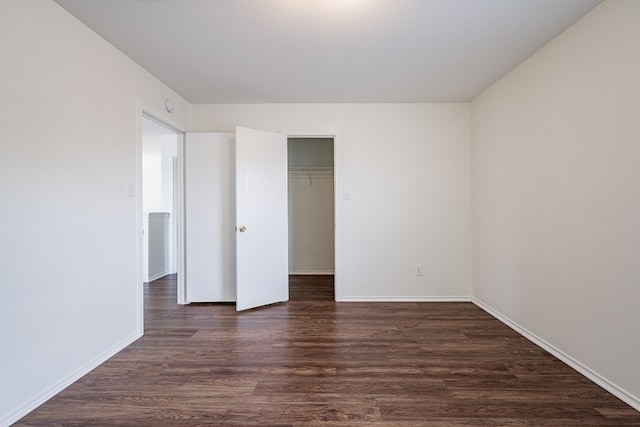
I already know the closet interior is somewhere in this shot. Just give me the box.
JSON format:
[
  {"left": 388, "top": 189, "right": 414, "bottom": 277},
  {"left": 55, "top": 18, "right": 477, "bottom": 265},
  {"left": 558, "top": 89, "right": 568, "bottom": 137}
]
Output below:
[{"left": 287, "top": 138, "right": 335, "bottom": 279}]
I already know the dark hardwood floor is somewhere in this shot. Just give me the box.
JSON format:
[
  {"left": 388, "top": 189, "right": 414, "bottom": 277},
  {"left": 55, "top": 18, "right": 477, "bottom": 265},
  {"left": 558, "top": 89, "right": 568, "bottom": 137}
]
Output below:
[{"left": 15, "top": 275, "right": 640, "bottom": 426}]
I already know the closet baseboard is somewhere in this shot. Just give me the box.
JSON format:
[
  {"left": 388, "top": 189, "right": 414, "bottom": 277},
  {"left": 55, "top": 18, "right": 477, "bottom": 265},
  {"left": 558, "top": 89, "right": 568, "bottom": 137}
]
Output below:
[{"left": 289, "top": 270, "right": 334, "bottom": 275}]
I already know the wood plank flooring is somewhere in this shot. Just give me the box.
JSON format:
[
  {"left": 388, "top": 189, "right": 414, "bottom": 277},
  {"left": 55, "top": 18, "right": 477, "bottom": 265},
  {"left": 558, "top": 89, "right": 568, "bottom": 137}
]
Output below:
[{"left": 15, "top": 275, "right": 640, "bottom": 426}]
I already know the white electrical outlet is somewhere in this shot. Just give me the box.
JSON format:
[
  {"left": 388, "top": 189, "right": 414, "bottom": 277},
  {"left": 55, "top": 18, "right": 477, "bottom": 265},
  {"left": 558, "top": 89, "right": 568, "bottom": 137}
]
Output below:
[{"left": 416, "top": 265, "right": 423, "bottom": 276}]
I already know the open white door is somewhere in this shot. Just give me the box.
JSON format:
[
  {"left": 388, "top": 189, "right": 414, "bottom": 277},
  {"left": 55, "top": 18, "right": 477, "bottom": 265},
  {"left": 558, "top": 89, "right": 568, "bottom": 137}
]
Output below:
[{"left": 235, "top": 126, "right": 289, "bottom": 311}]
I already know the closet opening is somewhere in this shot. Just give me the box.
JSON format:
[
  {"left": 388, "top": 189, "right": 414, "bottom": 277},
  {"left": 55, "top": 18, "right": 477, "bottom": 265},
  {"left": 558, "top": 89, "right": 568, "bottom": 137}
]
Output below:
[{"left": 287, "top": 137, "right": 335, "bottom": 301}]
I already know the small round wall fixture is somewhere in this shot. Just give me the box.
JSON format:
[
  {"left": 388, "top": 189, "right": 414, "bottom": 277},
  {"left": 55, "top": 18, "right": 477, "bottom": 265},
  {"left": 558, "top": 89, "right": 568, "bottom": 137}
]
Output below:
[{"left": 164, "top": 98, "right": 175, "bottom": 113}]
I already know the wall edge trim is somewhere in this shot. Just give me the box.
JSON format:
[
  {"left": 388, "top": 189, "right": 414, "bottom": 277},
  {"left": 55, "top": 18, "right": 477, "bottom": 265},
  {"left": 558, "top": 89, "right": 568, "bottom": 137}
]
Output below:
[
  {"left": 472, "top": 297, "right": 640, "bottom": 412},
  {"left": 338, "top": 296, "right": 472, "bottom": 302},
  {"left": 147, "top": 272, "right": 169, "bottom": 282},
  {"left": 289, "top": 270, "right": 335, "bottom": 275},
  {"left": 2, "top": 331, "right": 142, "bottom": 427}
]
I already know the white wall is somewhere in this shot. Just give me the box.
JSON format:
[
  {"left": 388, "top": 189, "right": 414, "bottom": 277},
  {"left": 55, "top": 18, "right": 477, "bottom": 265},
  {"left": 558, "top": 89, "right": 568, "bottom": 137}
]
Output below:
[
  {"left": 160, "top": 135, "right": 178, "bottom": 212},
  {"left": 192, "top": 104, "right": 472, "bottom": 300},
  {"left": 142, "top": 129, "right": 178, "bottom": 213},
  {"left": 160, "top": 135, "right": 179, "bottom": 275},
  {"left": 471, "top": 0, "right": 640, "bottom": 408},
  {"left": 288, "top": 138, "right": 334, "bottom": 168},
  {"left": 142, "top": 139, "right": 164, "bottom": 211},
  {"left": 288, "top": 170, "right": 335, "bottom": 274},
  {"left": 0, "top": 1, "right": 190, "bottom": 425},
  {"left": 142, "top": 128, "right": 178, "bottom": 280},
  {"left": 146, "top": 212, "right": 170, "bottom": 281}
]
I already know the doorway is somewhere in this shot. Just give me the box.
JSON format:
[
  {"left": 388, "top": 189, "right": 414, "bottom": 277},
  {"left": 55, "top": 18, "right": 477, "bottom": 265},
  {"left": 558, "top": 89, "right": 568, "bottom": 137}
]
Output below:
[
  {"left": 141, "top": 114, "right": 183, "bottom": 302},
  {"left": 287, "top": 137, "right": 335, "bottom": 300}
]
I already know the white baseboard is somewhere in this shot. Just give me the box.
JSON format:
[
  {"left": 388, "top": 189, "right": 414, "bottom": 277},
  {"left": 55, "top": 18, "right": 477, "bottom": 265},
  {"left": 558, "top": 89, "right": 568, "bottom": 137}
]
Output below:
[
  {"left": 2, "top": 331, "right": 142, "bottom": 427},
  {"left": 148, "top": 271, "right": 168, "bottom": 282},
  {"left": 338, "top": 296, "right": 472, "bottom": 302},
  {"left": 289, "top": 270, "right": 334, "bottom": 275},
  {"left": 472, "top": 297, "right": 640, "bottom": 412}
]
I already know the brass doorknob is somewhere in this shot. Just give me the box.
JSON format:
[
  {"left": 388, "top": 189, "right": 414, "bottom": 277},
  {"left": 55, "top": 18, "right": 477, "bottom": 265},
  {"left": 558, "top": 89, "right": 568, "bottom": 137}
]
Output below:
[{"left": 238, "top": 225, "right": 247, "bottom": 232}]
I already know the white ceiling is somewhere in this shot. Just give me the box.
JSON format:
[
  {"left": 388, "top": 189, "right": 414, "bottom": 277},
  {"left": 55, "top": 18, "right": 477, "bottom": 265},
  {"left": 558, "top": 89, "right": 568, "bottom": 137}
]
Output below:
[{"left": 53, "top": 0, "right": 601, "bottom": 104}]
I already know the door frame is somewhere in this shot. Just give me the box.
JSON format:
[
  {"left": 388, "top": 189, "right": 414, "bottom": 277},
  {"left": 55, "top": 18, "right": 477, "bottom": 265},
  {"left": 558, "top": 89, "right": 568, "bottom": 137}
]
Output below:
[
  {"left": 283, "top": 129, "right": 341, "bottom": 301},
  {"left": 136, "top": 109, "right": 187, "bottom": 334}
]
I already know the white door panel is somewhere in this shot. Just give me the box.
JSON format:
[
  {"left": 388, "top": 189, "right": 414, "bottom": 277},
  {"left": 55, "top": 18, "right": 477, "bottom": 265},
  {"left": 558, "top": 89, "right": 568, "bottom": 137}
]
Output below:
[{"left": 235, "top": 127, "right": 289, "bottom": 311}]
